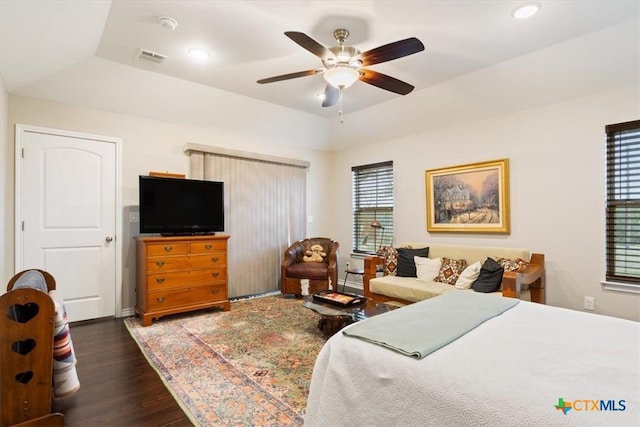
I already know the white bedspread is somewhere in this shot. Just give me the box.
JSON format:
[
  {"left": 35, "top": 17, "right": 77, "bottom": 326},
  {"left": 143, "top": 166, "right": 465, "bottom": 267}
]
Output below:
[{"left": 305, "top": 300, "right": 640, "bottom": 427}]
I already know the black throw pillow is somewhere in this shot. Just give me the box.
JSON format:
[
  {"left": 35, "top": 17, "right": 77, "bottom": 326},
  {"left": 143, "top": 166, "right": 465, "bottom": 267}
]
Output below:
[
  {"left": 472, "top": 257, "right": 504, "bottom": 293},
  {"left": 397, "top": 247, "right": 429, "bottom": 277}
]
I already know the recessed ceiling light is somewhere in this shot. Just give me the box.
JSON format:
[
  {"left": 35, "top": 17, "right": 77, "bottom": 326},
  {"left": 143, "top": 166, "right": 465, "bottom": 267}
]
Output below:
[
  {"left": 512, "top": 2, "right": 541, "bottom": 19},
  {"left": 188, "top": 48, "right": 209, "bottom": 61}
]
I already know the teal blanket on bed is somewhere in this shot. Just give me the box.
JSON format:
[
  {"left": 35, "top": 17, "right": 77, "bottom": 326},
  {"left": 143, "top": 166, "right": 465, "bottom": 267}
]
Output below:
[{"left": 342, "top": 291, "right": 519, "bottom": 359}]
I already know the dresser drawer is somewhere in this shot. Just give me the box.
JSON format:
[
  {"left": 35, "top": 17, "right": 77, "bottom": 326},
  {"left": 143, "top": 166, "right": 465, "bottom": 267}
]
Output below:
[
  {"left": 147, "top": 284, "right": 228, "bottom": 311},
  {"left": 189, "top": 253, "right": 227, "bottom": 268},
  {"left": 146, "top": 255, "right": 189, "bottom": 272},
  {"left": 147, "top": 269, "right": 226, "bottom": 290},
  {"left": 191, "top": 240, "right": 227, "bottom": 254},
  {"left": 146, "top": 243, "right": 189, "bottom": 257}
]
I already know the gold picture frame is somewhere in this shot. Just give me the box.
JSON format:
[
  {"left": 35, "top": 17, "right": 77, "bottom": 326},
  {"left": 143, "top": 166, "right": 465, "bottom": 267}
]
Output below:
[{"left": 425, "top": 158, "right": 510, "bottom": 234}]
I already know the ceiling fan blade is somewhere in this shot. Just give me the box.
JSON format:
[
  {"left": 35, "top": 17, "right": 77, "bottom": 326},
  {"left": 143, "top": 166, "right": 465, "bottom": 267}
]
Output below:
[
  {"left": 285, "top": 31, "right": 335, "bottom": 61},
  {"left": 358, "top": 37, "right": 425, "bottom": 66},
  {"left": 257, "top": 69, "right": 323, "bottom": 84},
  {"left": 359, "top": 69, "right": 415, "bottom": 95},
  {"left": 322, "top": 85, "right": 339, "bottom": 107}
]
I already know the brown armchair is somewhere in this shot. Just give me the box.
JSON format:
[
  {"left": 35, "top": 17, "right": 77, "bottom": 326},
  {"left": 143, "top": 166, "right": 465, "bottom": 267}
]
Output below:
[{"left": 281, "top": 237, "right": 339, "bottom": 297}]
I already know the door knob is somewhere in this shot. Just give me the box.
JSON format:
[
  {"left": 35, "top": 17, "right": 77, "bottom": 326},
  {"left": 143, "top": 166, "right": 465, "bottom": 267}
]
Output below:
[{"left": 105, "top": 236, "right": 113, "bottom": 243}]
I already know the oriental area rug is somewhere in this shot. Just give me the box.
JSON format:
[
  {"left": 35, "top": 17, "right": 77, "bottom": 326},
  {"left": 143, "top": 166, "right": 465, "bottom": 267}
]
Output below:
[{"left": 124, "top": 294, "right": 325, "bottom": 426}]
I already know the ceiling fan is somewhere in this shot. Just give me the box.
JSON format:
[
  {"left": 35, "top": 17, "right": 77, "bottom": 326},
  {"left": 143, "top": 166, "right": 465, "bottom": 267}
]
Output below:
[{"left": 257, "top": 29, "right": 425, "bottom": 115}]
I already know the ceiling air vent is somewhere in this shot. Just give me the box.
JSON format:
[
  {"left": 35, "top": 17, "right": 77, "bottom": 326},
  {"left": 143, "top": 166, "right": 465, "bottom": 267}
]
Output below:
[{"left": 136, "top": 48, "right": 167, "bottom": 65}]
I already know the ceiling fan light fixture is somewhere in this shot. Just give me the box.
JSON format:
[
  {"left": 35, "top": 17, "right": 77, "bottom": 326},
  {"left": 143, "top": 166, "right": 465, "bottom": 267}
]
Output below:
[
  {"left": 336, "top": 52, "right": 351, "bottom": 63},
  {"left": 512, "top": 2, "right": 541, "bottom": 19},
  {"left": 324, "top": 66, "right": 359, "bottom": 89}
]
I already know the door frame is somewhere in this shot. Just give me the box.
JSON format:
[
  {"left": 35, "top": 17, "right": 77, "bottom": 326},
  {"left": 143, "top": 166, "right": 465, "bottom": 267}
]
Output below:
[{"left": 14, "top": 124, "right": 123, "bottom": 318}]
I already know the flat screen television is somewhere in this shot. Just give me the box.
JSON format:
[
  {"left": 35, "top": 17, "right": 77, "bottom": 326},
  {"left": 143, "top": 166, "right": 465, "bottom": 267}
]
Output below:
[{"left": 139, "top": 175, "right": 225, "bottom": 235}]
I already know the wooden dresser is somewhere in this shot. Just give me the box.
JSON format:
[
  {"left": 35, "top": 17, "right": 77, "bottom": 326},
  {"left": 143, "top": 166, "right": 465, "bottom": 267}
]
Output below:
[{"left": 135, "top": 235, "right": 230, "bottom": 326}]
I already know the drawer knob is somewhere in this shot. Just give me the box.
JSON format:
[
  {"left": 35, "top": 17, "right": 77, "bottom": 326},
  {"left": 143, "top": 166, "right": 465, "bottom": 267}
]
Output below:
[
  {"left": 156, "top": 297, "right": 165, "bottom": 303},
  {"left": 164, "top": 246, "right": 173, "bottom": 252},
  {"left": 205, "top": 244, "right": 213, "bottom": 250},
  {"left": 212, "top": 289, "right": 219, "bottom": 295},
  {"left": 156, "top": 277, "right": 165, "bottom": 284},
  {"left": 211, "top": 257, "right": 219, "bottom": 262},
  {"left": 212, "top": 272, "right": 219, "bottom": 278},
  {"left": 155, "top": 261, "right": 165, "bottom": 267}
]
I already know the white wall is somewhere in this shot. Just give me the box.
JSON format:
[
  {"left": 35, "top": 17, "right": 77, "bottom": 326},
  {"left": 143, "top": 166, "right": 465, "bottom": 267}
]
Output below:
[
  {"left": 6, "top": 95, "right": 332, "bottom": 312},
  {"left": 331, "top": 86, "right": 640, "bottom": 321},
  {"left": 0, "top": 76, "right": 8, "bottom": 286},
  {"left": 3, "top": 89, "right": 639, "bottom": 321}
]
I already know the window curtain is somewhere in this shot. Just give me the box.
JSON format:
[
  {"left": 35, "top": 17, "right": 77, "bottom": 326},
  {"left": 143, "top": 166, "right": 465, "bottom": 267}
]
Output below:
[{"left": 189, "top": 150, "right": 307, "bottom": 297}]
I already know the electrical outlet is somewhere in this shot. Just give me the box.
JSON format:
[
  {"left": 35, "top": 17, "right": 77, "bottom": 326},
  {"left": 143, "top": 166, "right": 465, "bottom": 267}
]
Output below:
[
  {"left": 129, "top": 212, "right": 140, "bottom": 223},
  {"left": 584, "top": 296, "right": 595, "bottom": 311}
]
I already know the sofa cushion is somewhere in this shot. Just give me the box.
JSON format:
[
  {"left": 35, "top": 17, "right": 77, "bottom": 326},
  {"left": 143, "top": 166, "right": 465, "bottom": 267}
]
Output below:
[
  {"left": 285, "top": 262, "right": 328, "bottom": 280},
  {"left": 397, "top": 247, "right": 429, "bottom": 277},
  {"left": 434, "top": 257, "right": 468, "bottom": 285},
  {"left": 472, "top": 258, "right": 504, "bottom": 293},
  {"left": 455, "top": 261, "right": 482, "bottom": 289},
  {"left": 414, "top": 244, "right": 529, "bottom": 265},
  {"left": 415, "top": 256, "right": 441, "bottom": 282},
  {"left": 370, "top": 275, "right": 456, "bottom": 303}
]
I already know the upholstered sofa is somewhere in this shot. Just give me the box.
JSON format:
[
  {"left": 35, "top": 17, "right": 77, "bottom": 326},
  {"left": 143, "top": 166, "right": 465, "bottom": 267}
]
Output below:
[{"left": 363, "top": 243, "right": 545, "bottom": 305}]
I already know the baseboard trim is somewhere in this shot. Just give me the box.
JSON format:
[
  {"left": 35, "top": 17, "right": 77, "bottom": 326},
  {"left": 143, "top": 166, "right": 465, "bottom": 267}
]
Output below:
[
  {"left": 120, "top": 307, "right": 135, "bottom": 318},
  {"left": 345, "top": 281, "right": 363, "bottom": 290}
]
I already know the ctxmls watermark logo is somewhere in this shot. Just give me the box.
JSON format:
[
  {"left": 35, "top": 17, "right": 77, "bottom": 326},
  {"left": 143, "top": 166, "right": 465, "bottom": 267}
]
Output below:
[{"left": 554, "top": 398, "right": 626, "bottom": 415}]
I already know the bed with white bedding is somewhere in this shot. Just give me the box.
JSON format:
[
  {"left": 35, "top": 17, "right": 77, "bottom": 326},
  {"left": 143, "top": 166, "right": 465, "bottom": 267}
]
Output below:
[{"left": 304, "top": 292, "right": 640, "bottom": 427}]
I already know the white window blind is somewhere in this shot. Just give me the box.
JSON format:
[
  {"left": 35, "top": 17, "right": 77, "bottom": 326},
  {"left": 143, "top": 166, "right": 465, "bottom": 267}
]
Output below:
[
  {"left": 352, "top": 161, "right": 393, "bottom": 254},
  {"left": 606, "top": 120, "right": 640, "bottom": 284}
]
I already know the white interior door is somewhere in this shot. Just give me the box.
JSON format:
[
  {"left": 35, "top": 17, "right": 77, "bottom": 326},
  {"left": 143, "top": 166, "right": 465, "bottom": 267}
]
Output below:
[{"left": 15, "top": 125, "right": 120, "bottom": 322}]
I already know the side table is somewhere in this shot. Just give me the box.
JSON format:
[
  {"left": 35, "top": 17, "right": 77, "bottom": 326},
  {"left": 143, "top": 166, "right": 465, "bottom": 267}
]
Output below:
[{"left": 342, "top": 267, "right": 364, "bottom": 292}]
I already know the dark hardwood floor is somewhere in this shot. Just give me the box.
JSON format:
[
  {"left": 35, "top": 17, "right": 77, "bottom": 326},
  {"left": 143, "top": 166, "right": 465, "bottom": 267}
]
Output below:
[
  {"left": 51, "top": 318, "right": 193, "bottom": 427},
  {"left": 51, "top": 288, "right": 365, "bottom": 426}
]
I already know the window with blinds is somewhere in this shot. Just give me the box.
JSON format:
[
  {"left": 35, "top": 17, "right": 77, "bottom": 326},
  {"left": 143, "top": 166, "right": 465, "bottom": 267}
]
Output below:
[
  {"left": 352, "top": 161, "right": 393, "bottom": 254},
  {"left": 606, "top": 120, "right": 640, "bottom": 284}
]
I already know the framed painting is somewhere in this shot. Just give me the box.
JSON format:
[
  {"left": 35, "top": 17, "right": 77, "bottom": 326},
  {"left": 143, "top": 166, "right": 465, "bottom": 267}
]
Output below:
[{"left": 425, "top": 158, "right": 510, "bottom": 233}]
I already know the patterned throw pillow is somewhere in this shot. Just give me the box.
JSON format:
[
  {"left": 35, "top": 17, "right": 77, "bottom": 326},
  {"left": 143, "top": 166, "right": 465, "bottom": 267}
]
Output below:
[
  {"left": 377, "top": 246, "right": 398, "bottom": 276},
  {"left": 433, "top": 257, "right": 468, "bottom": 285},
  {"left": 496, "top": 257, "right": 529, "bottom": 273}
]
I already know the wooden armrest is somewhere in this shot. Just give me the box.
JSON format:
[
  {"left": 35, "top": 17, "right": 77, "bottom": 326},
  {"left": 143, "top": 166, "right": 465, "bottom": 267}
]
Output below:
[
  {"left": 501, "top": 253, "right": 546, "bottom": 304},
  {"left": 363, "top": 256, "right": 384, "bottom": 298}
]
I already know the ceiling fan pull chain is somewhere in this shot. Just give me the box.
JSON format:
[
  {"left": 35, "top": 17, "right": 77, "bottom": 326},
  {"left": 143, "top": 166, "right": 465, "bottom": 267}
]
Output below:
[{"left": 338, "top": 89, "right": 344, "bottom": 124}]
